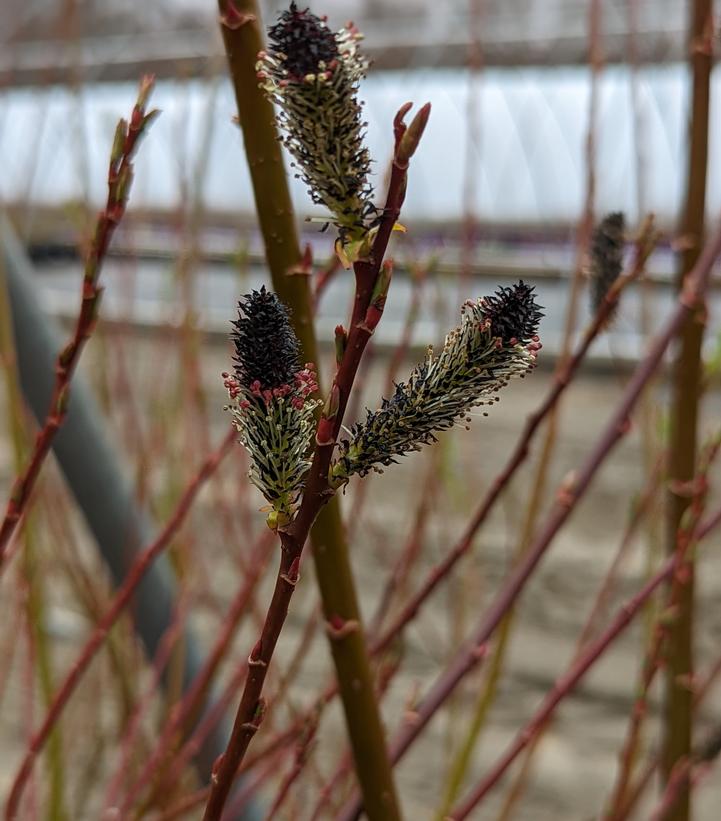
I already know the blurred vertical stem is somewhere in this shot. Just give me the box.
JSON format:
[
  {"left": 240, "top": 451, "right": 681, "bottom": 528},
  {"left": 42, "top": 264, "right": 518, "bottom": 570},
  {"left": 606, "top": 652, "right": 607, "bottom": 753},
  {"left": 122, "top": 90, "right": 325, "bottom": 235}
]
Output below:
[
  {"left": 663, "top": 1, "right": 712, "bottom": 818},
  {"left": 21, "top": 522, "right": 68, "bottom": 821},
  {"left": 216, "top": 2, "right": 401, "bottom": 818}
]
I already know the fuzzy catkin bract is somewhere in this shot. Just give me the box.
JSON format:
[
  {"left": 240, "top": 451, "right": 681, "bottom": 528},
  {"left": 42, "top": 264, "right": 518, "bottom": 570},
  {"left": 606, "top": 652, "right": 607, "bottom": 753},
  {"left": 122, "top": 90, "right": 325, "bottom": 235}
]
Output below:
[
  {"left": 332, "top": 281, "right": 543, "bottom": 482},
  {"left": 225, "top": 288, "right": 320, "bottom": 528},
  {"left": 257, "top": 3, "right": 375, "bottom": 246}
]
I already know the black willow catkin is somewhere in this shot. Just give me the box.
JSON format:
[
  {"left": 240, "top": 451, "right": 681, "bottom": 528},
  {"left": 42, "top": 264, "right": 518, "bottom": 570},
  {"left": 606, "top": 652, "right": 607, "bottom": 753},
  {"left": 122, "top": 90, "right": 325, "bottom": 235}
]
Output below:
[
  {"left": 224, "top": 288, "right": 320, "bottom": 529},
  {"left": 333, "top": 282, "right": 543, "bottom": 482}
]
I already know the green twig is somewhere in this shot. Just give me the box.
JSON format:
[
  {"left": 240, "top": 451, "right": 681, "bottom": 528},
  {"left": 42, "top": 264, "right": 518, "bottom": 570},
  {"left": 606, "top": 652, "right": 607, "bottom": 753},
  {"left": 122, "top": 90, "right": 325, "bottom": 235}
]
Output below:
[{"left": 663, "top": 3, "right": 712, "bottom": 818}]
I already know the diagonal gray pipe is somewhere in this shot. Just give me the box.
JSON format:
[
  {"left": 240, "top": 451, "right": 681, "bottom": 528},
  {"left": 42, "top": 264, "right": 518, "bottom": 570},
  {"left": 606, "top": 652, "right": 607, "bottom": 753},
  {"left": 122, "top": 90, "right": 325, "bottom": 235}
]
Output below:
[{"left": 2, "top": 216, "right": 261, "bottom": 821}]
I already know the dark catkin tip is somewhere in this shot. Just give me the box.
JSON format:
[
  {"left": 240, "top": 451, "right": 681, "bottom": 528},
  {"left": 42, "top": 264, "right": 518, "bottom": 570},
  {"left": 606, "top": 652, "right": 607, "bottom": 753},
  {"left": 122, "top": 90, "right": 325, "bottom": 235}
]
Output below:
[
  {"left": 231, "top": 287, "right": 300, "bottom": 390},
  {"left": 483, "top": 281, "right": 544, "bottom": 344},
  {"left": 259, "top": 5, "right": 374, "bottom": 238},
  {"left": 268, "top": 3, "right": 339, "bottom": 78},
  {"left": 333, "top": 291, "right": 541, "bottom": 482},
  {"left": 590, "top": 212, "right": 625, "bottom": 316}
]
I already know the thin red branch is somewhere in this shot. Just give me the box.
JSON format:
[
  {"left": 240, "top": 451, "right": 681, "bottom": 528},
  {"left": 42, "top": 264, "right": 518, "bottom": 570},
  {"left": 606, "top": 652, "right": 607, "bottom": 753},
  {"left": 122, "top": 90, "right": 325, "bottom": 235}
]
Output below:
[
  {"left": 111, "top": 528, "right": 273, "bottom": 816},
  {"left": 201, "top": 102, "right": 430, "bottom": 821},
  {"left": 310, "top": 652, "right": 402, "bottom": 820},
  {"left": 4, "top": 426, "right": 236, "bottom": 820},
  {"left": 491, "top": 456, "right": 664, "bottom": 821},
  {"left": 103, "top": 595, "right": 191, "bottom": 810},
  {"left": 452, "top": 454, "right": 719, "bottom": 821},
  {"left": 605, "top": 435, "right": 719, "bottom": 816},
  {"left": 346, "top": 257, "right": 430, "bottom": 538},
  {"left": 0, "top": 76, "right": 157, "bottom": 567},
  {"left": 367, "top": 451, "right": 439, "bottom": 637},
  {"left": 602, "top": 545, "right": 721, "bottom": 821},
  {"left": 448, "top": 554, "right": 681, "bottom": 820},
  {"left": 153, "top": 788, "right": 210, "bottom": 821},
  {"left": 576, "top": 456, "right": 663, "bottom": 651},
  {"left": 262, "top": 712, "right": 320, "bottom": 821},
  {"left": 337, "top": 214, "right": 721, "bottom": 821},
  {"left": 696, "top": 501, "right": 721, "bottom": 541},
  {"left": 312, "top": 253, "right": 342, "bottom": 312},
  {"left": 159, "top": 662, "right": 249, "bottom": 799},
  {"left": 365, "top": 218, "right": 655, "bottom": 661},
  {"left": 651, "top": 720, "right": 721, "bottom": 821}
]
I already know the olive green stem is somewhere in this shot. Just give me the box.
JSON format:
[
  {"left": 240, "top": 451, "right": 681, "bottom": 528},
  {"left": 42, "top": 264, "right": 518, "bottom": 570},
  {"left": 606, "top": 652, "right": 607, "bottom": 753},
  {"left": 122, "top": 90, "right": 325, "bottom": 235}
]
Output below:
[
  {"left": 216, "top": 3, "right": 401, "bottom": 818},
  {"left": 663, "top": 3, "right": 712, "bottom": 819}
]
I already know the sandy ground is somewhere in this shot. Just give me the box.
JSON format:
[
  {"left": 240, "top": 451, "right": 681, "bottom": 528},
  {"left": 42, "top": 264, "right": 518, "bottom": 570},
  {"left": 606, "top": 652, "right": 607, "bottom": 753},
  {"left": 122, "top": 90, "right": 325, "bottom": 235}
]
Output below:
[{"left": 2, "top": 326, "right": 721, "bottom": 820}]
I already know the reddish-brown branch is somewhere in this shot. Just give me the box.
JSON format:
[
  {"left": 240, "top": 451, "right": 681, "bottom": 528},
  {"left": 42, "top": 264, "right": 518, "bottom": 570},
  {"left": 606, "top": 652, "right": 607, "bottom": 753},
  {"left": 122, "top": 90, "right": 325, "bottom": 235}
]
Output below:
[
  {"left": 450, "top": 465, "right": 720, "bottom": 821},
  {"left": 153, "top": 788, "right": 210, "bottom": 821},
  {"left": 365, "top": 219, "right": 655, "bottom": 661},
  {"left": 602, "top": 512, "right": 721, "bottom": 821},
  {"left": 697, "top": 503, "right": 721, "bottom": 541},
  {"left": 651, "top": 720, "right": 721, "bottom": 821},
  {"left": 201, "top": 102, "right": 429, "bottom": 821},
  {"left": 448, "top": 553, "right": 683, "bottom": 820},
  {"left": 492, "top": 456, "right": 664, "bottom": 821},
  {"left": 262, "top": 712, "right": 320, "bottom": 821},
  {"left": 575, "top": 456, "right": 664, "bottom": 651},
  {"left": 367, "top": 451, "right": 439, "bottom": 637},
  {"left": 338, "top": 215, "right": 721, "bottom": 821},
  {"left": 4, "top": 425, "right": 235, "bottom": 820},
  {"left": 216, "top": 7, "right": 428, "bottom": 816},
  {"left": 103, "top": 594, "right": 191, "bottom": 810},
  {"left": 346, "top": 257, "right": 430, "bottom": 538},
  {"left": 201, "top": 308, "right": 381, "bottom": 820},
  {"left": 161, "top": 661, "right": 249, "bottom": 796},
  {"left": 605, "top": 435, "right": 719, "bottom": 817},
  {"left": 312, "top": 253, "right": 342, "bottom": 311},
  {"left": 0, "top": 76, "right": 157, "bottom": 567},
  {"left": 310, "top": 653, "right": 402, "bottom": 820},
  {"left": 111, "top": 528, "right": 273, "bottom": 816},
  {"left": 349, "top": 102, "right": 430, "bottom": 330}
]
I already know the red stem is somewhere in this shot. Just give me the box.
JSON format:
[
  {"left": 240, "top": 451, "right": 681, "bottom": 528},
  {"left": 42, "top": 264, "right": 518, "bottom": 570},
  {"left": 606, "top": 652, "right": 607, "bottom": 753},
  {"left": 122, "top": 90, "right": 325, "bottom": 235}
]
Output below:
[
  {"left": 448, "top": 553, "right": 681, "bottom": 820},
  {"left": 575, "top": 456, "right": 663, "bottom": 652},
  {"left": 337, "top": 215, "right": 721, "bottom": 821},
  {"left": 365, "top": 223, "right": 655, "bottom": 661},
  {"left": 103, "top": 595, "right": 191, "bottom": 810},
  {"left": 113, "top": 529, "right": 273, "bottom": 815},
  {"left": 452, "top": 450, "right": 719, "bottom": 821},
  {"left": 346, "top": 259, "right": 428, "bottom": 538},
  {"left": 262, "top": 713, "right": 319, "bottom": 821},
  {"left": 312, "top": 254, "right": 342, "bottom": 311},
  {"left": 201, "top": 103, "right": 429, "bottom": 821},
  {"left": 605, "top": 436, "right": 719, "bottom": 816},
  {"left": 4, "top": 426, "right": 235, "bottom": 820},
  {"left": 0, "top": 77, "right": 156, "bottom": 567},
  {"left": 602, "top": 517, "right": 721, "bottom": 821}
]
